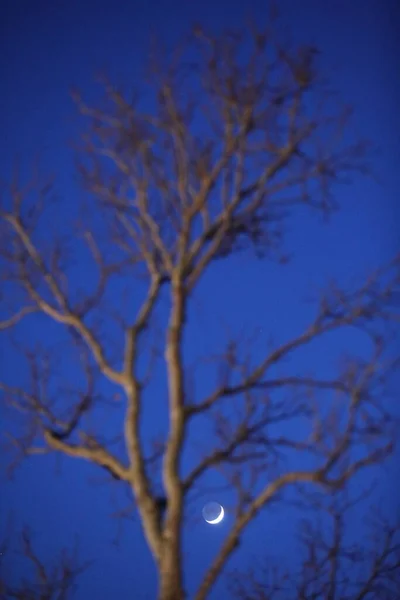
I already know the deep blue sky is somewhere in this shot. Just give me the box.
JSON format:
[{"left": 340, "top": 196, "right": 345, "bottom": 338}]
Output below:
[{"left": 1, "top": 1, "right": 399, "bottom": 598}]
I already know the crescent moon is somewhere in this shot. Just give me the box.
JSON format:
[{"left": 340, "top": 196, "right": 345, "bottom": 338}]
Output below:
[{"left": 205, "top": 504, "right": 224, "bottom": 524}]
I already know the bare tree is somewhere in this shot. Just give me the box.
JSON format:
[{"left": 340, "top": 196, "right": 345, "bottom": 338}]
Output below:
[
  {"left": 229, "top": 492, "right": 400, "bottom": 600},
  {"left": 0, "top": 20, "right": 399, "bottom": 600},
  {"left": 0, "top": 527, "right": 88, "bottom": 599}
]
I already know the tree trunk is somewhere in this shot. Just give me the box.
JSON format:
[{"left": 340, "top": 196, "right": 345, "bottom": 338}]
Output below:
[
  {"left": 158, "top": 576, "right": 185, "bottom": 600},
  {"left": 158, "top": 551, "right": 185, "bottom": 600}
]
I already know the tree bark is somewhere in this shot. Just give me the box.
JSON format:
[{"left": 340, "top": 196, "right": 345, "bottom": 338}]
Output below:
[
  {"left": 157, "top": 280, "right": 187, "bottom": 600},
  {"left": 158, "top": 540, "right": 185, "bottom": 600}
]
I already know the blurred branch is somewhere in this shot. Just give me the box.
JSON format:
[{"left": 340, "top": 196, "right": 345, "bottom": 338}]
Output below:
[
  {"left": 229, "top": 493, "right": 400, "bottom": 600},
  {"left": 0, "top": 527, "right": 90, "bottom": 600}
]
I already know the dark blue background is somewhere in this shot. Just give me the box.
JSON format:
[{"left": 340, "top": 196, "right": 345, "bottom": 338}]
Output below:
[{"left": 1, "top": 1, "right": 399, "bottom": 598}]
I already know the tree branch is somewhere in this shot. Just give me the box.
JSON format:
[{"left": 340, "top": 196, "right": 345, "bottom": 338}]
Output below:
[{"left": 44, "top": 429, "right": 131, "bottom": 482}]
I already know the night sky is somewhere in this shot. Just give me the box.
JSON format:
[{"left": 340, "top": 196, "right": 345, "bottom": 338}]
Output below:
[{"left": 1, "top": 1, "right": 399, "bottom": 598}]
